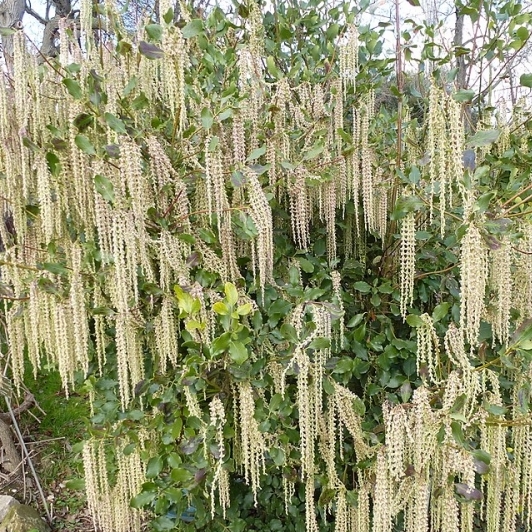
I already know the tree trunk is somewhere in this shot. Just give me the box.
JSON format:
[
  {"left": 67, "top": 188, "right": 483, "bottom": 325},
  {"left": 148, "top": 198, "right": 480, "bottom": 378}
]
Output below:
[
  {"left": 454, "top": 9, "right": 466, "bottom": 89},
  {"left": 0, "top": 0, "right": 25, "bottom": 71},
  {"left": 0, "top": 418, "right": 21, "bottom": 474}
]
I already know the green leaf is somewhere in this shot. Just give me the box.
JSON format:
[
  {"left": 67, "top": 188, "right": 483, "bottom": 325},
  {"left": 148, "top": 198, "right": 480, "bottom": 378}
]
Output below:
[
  {"left": 170, "top": 468, "right": 191, "bottom": 482},
  {"left": 406, "top": 314, "right": 425, "bottom": 327},
  {"left": 318, "top": 488, "right": 336, "bottom": 507},
  {"left": 517, "top": 26, "right": 530, "bottom": 41},
  {"left": 231, "top": 170, "right": 245, "bottom": 187},
  {"left": 297, "top": 257, "right": 314, "bottom": 273},
  {"left": 62, "top": 78, "right": 83, "bottom": 100},
  {"left": 163, "top": 8, "right": 174, "bottom": 24},
  {"left": 346, "top": 313, "right": 365, "bottom": 328},
  {"left": 451, "top": 421, "right": 467, "bottom": 448},
  {"left": 432, "top": 302, "right": 450, "bottom": 322},
  {"left": 46, "top": 152, "right": 62, "bottom": 177},
  {"left": 247, "top": 146, "right": 266, "bottom": 161},
  {"left": 104, "top": 144, "right": 120, "bottom": 158},
  {"left": 237, "top": 303, "right": 252, "bottom": 315},
  {"left": 303, "top": 143, "right": 324, "bottom": 161},
  {"left": 104, "top": 112, "right": 127, "bottom": 134},
  {"left": 472, "top": 449, "right": 491, "bottom": 465},
  {"left": 182, "top": 19, "right": 204, "bottom": 38},
  {"left": 218, "top": 108, "right": 233, "bottom": 121},
  {"left": 75, "top": 135, "right": 96, "bottom": 155},
  {"left": 453, "top": 89, "right": 475, "bottom": 102},
  {"left": 449, "top": 412, "right": 467, "bottom": 422},
  {"left": 39, "top": 262, "right": 69, "bottom": 275},
  {"left": 475, "top": 191, "right": 496, "bottom": 214},
  {"left": 131, "top": 490, "right": 156, "bottom": 509},
  {"left": 122, "top": 76, "right": 137, "bottom": 96},
  {"left": 211, "top": 332, "right": 231, "bottom": 356},
  {"left": 0, "top": 27, "right": 16, "bottom": 36},
  {"left": 352, "top": 396, "right": 366, "bottom": 416},
  {"left": 131, "top": 92, "right": 149, "bottom": 110},
  {"left": 308, "top": 337, "right": 331, "bottom": 350},
  {"left": 208, "top": 135, "right": 220, "bottom": 152},
  {"left": 73, "top": 113, "right": 94, "bottom": 131},
  {"left": 353, "top": 281, "right": 371, "bottom": 294},
  {"left": 201, "top": 107, "right": 214, "bottom": 129},
  {"left": 94, "top": 175, "right": 115, "bottom": 203},
  {"left": 224, "top": 282, "right": 239, "bottom": 306},
  {"left": 466, "top": 129, "right": 500, "bottom": 148},
  {"left": 139, "top": 41, "right": 164, "bottom": 59},
  {"left": 484, "top": 403, "right": 507, "bottom": 416},
  {"left": 280, "top": 323, "right": 299, "bottom": 343},
  {"left": 337, "top": 128, "right": 352, "bottom": 144},
  {"left": 390, "top": 195, "right": 424, "bottom": 220},
  {"left": 266, "top": 56, "right": 282, "bottom": 79},
  {"left": 146, "top": 456, "right": 163, "bottom": 478},
  {"left": 116, "top": 40, "right": 132, "bottom": 56},
  {"left": 520, "top": 74, "right": 532, "bottom": 88},
  {"left": 229, "top": 341, "right": 249, "bottom": 365},
  {"left": 446, "top": 67, "right": 459, "bottom": 82},
  {"left": 213, "top": 302, "right": 229, "bottom": 315},
  {"left": 145, "top": 23, "right": 163, "bottom": 41},
  {"left": 269, "top": 448, "right": 285, "bottom": 466},
  {"left": 22, "top": 137, "right": 40, "bottom": 152}
]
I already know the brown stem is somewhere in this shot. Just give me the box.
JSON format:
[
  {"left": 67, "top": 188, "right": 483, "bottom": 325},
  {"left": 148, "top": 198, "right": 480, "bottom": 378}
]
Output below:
[
  {"left": 0, "top": 261, "right": 39, "bottom": 272},
  {"left": 0, "top": 393, "right": 35, "bottom": 423},
  {"left": 0, "top": 295, "right": 29, "bottom": 301},
  {"left": 501, "top": 180, "right": 532, "bottom": 210},
  {"left": 512, "top": 246, "right": 532, "bottom": 256},
  {"left": 414, "top": 264, "right": 457, "bottom": 280},
  {"left": 162, "top": 189, "right": 184, "bottom": 219},
  {"left": 508, "top": 209, "right": 532, "bottom": 219}
]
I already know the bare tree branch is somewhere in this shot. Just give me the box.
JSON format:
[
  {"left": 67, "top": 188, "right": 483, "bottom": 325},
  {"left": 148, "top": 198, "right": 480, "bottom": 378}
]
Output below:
[{"left": 25, "top": 1, "right": 46, "bottom": 25}]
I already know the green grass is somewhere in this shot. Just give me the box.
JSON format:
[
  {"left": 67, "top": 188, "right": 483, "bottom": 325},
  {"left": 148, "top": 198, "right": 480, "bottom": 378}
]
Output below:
[{"left": 21, "top": 368, "right": 90, "bottom": 530}]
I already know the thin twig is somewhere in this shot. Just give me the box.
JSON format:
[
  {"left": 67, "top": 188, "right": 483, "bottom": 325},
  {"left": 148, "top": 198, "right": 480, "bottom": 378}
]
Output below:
[
  {"left": 24, "top": 436, "right": 66, "bottom": 445},
  {"left": 507, "top": 209, "right": 532, "bottom": 218},
  {"left": 6, "top": 396, "right": 52, "bottom": 524},
  {"left": 0, "top": 295, "right": 29, "bottom": 301},
  {"left": 501, "top": 180, "right": 532, "bottom": 210},
  {"left": 414, "top": 263, "right": 457, "bottom": 280},
  {"left": 24, "top": 34, "right": 65, "bottom": 78},
  {"left": 0, "top": 261, "right": 39, "bottom": 272},
  {"left": 512, "top": 246, "right": 532, "bottom": 256}
]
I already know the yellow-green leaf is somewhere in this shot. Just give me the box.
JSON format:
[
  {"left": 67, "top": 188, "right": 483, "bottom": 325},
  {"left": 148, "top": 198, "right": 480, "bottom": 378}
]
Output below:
[
  {"left": 213, "top": 301, "right": 229, "bottom": 315},
  {"left": 224, "top": 282, "right": 239, "bottom": 306}
]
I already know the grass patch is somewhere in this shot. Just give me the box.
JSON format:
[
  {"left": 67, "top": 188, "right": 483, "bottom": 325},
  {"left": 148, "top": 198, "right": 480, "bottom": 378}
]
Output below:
[{"left": 20, "top": 368, "right": 91, "bottom": 530}]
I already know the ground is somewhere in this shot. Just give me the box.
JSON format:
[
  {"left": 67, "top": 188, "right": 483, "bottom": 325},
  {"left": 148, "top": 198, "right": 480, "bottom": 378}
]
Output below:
[{"left": 0, "top": 369, "right": 91, "bottom": 531}]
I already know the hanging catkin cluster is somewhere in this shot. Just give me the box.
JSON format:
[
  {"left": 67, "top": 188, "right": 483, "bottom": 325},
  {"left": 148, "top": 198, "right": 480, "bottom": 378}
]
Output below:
[
  {"left": 83, "top": 436, "right": 146, "bottom": 532},
  {"left": 339, "top": 24, "right": 358, "bottom": 91},
  {"left": 489, "top": 237, "right": 512, "bottom": 345},
  {"left": 399, "top": 210, "right": 416, "bottom": 318},
  {"left": 209, "top": 396, "right": 230, "bottom": 517},
  {"left": 426, "top": 82, "right": 465, "bottom": 233},
  {"left": 459, "top": 223, "right": 488, "bottom": 346},
  {"left": 416, "top": 313, "right": 441, "bottom": 384},
  {"left": 236, "top": 382, "right": 266, "bottom": 505}
]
